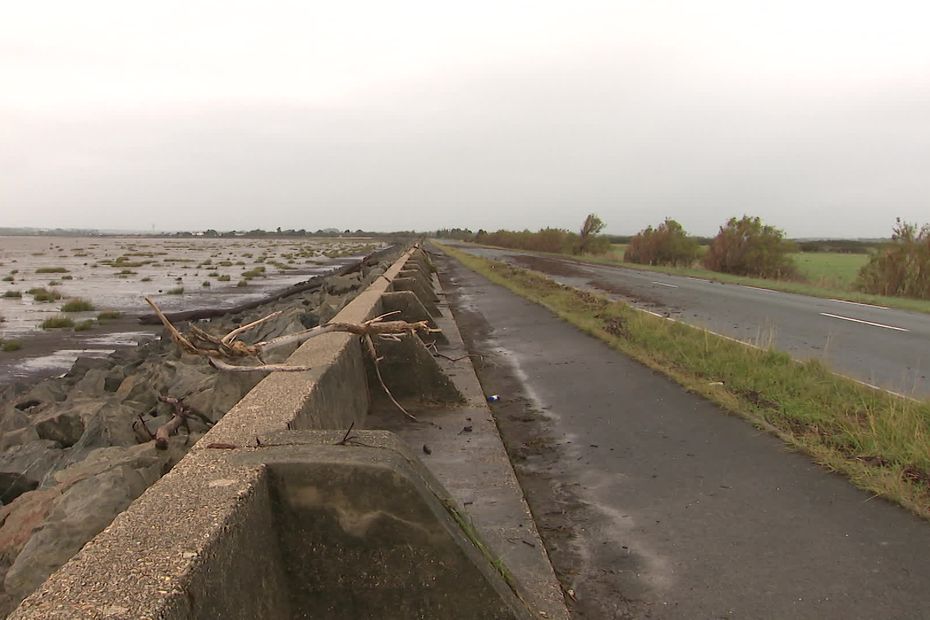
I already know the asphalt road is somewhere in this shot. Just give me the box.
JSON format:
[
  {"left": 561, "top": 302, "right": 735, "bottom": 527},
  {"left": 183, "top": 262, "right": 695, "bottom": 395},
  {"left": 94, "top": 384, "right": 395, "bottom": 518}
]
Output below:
[
  {"left": 437, "top": 252, "right": 930, "bottom": 619},
  {"left": 447, "top": 243, "right": 930, "bottom": 398}
]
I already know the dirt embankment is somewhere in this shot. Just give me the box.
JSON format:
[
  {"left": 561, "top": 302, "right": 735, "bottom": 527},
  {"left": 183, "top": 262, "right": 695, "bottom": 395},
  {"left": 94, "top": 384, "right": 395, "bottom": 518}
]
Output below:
[{"left": 0, "top": 251, "right": 400, "bottom": 617}]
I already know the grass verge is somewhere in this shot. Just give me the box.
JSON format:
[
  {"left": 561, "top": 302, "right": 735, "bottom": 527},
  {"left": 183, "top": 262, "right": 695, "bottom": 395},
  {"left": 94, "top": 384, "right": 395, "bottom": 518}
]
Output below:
[{"left": 437, "top": 242, "right": 930, "bottom": 520}]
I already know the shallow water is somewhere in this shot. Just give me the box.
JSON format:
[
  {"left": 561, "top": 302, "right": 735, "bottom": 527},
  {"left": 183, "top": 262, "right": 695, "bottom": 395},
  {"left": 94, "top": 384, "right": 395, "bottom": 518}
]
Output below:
[{"left": 0, "top": 235, "right": 379, "bottom": 385}]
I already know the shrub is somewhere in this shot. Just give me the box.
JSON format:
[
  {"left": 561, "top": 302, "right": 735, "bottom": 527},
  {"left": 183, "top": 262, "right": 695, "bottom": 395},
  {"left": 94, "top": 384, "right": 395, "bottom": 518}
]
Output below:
[
  {"left": 575, "top": 213, "right": 611, "bottom": 255},
  {"left": 202, "top": 281, "right": 211, "bottom": 287},
  {"left": 41, "top": 316, "right": 74, "bottom": 329},
  {"left": 477, "top": 228, "right": 578, "bottom": 253},
  {"left": 35, "top": 267, "right": 69, "bottom": 274},
  {"left": 625, "top": 218, "right": 700, "bottom": 266},
  {"left": 167, "top": 287, "right": 185, "bottom": 295},
  {"left": 141, "top": 277, "right": 152, "bottom": 282},
  {"left": 74, "top": 319, "right": 95, "bottom": 331},
  {"left": 3, "top": 290, "right": 22, "bottom": 298},
  {"left": 28, "top": 287, "right": 62, "bottom": 302},
  {"left": 1, "top": 275, "right": 12, "bottom": 282},
  {"left": 703, "top": 216, "right": 798, "bottom": 279},
  {"left": 97, "top": 310, "right": 122, "bottom": 320},
  {"left": 241, "top": 267, "right": 266, "bottom": 280},
  {"left": 237, "top": 279, "right": 248, "bottom": 287},
  {"left": 217, "top": 274, "right": 231, "bottom": 282},
  {"left": 61, "top": 298, "right": 95, "bottom": 312},
  {"left": 1, "top": 339, "right": 22, "bottom": 352},
  {"left": 856, "top": 219, "right": 930, "bottom": 299}
]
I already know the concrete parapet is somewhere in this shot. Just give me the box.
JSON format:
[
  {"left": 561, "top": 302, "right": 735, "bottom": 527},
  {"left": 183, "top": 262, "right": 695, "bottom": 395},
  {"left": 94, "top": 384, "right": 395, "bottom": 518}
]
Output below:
[
  {"left": 11, "top": 242, "right": 567, "bottom": 620},
  {"left": 11, "top": 433, "right": 531, "bottom": 619},
  {"left": 391, "top": 277, "right": 441, "bottom": 317},
  {"left": 380, "top": 290, "right": 447, "bottom": 344}
]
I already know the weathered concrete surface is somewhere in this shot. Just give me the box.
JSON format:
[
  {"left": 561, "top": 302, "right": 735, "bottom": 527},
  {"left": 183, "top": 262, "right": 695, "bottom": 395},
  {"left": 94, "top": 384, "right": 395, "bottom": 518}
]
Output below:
[
  {"left": 369, "top": 257, "right": 570, "bottom": 619},
  {"left": 437, "top": 247, "right": 930, "bottom": 619},
  {"left": 11, "top": 433, "right": 531, "bottom": 620},
  {"left": 392, "top": 277, "right": 442, "bottom": 317},
  {"left": 380, "top": 290, "right": 447, "bottom": 343}
]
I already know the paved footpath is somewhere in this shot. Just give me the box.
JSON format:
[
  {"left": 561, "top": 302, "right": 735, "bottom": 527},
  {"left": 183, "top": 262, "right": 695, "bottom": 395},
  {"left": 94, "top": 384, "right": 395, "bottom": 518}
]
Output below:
[{"left": 436, "top": 251, "right": 930, "bottom": 620}]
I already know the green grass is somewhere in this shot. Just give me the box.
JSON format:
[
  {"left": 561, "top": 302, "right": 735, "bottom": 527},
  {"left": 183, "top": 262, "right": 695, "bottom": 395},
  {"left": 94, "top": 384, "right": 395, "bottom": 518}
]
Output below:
[
  {"left": 40, "top": 315, "right": 75, "bottom": 329},
  {"left": 27, "top": 287, "right": 62, "bottom": 303},
  {"left": 241, "top": 266, "right": 266, "bottom": 280},
  {"left": 3, "top": 290, "right": 22, "bottom": 298},
  {"left": 793, "top": 252, "right": 869, "bottom": 289},
  {"left": 97, "top": 310, "right": 122, "bottom": 321},
  {"left": 35, "top": 266, "right": 69, "bottom": 274},
  {"left": 217, "top": 274, "right": 231, "bottom": 282},
  {"left": 437, "top": 242, "right": 930, "bottom": 520},
  {"left": 74, "top": 319, "right": 95, "bottom": 331},
  {"left": 60, "top": 298, "right": 95, "bottom": 312},
  {"left": 0, "top": 339, "right": 22, "bottom": 352},
  {"left": 166, "top": 287, "right": 185, "bottom": 295}
]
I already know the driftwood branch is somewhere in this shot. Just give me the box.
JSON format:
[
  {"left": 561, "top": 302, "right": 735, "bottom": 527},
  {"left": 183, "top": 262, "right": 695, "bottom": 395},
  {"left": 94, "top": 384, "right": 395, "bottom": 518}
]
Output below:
[
  {"left": 154, "top": 394, "right": 191, "bottom": 449},
  {"left": 145, "top": 297, "right": 441, "bottom": 420}
]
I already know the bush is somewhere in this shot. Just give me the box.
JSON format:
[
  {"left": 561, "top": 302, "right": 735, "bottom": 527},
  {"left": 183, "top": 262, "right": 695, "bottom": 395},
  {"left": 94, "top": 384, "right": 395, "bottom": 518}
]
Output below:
[
  {"left": 74, "top": 319, "right": 95, "bottom": 331},
  {"left": 856, "top": 219, "right": 930, "bottom": 299},
  {"left": 35, "top": 267, "right": 68, "bottom": 274},
  {"left": 61, "top": 298, "right": 95, "bottom": 312},
  {"left": 703, "top": 216, "right": 798, "bottom": 279},
  {"left": 41, "top": 316, "right": 74, "bottom": 329},
  {"left": 0, "top": 339, "right": 22, "bottom": 352},
  {"left": 3, "top": 290, "right": 22, "bottom": 298},
  {"left": 97, "top": 310, "right": 122, "bottom": 320},
  {"left": 574, "top": 213, "right": 611, "bottom": 255},
  {"left": 167, "top": 287, "right": 185, "bottom": 295},
  {"left": 476, "top": 228, "right": 579, "bottom": 253},
  {"left": 624, "top": 218, "right": 700, "bottom": 266},
  {"left": 217, "top": 274, "right": 231, "bottom": 282},
  {"left": 28, "top": 287, "right": 62, "bottom": 302}
]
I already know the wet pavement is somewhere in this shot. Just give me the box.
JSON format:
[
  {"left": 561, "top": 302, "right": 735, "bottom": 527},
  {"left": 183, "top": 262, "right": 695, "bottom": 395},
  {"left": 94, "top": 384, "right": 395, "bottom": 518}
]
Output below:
[{"left": 438, "top": 250, "right": 930, "bottom": 619}]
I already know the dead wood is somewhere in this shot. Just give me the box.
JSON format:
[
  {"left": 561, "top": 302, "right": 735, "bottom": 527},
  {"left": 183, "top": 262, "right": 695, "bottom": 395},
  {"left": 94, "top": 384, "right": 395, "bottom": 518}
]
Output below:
[{"left": 146, "top": 297, "right": 441, "bottom": 420}]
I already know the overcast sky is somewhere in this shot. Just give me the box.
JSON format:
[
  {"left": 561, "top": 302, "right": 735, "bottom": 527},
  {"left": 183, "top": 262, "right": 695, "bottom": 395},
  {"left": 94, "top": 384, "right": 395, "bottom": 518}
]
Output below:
[{"left": 2, "top": 1, "right": 929, "bottom": 237}]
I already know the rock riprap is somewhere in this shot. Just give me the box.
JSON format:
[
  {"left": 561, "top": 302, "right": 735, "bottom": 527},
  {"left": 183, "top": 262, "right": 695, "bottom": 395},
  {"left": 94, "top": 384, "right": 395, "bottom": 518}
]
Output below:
[{"left": 0, "top": 253, "right": 394, "bottom": 617}]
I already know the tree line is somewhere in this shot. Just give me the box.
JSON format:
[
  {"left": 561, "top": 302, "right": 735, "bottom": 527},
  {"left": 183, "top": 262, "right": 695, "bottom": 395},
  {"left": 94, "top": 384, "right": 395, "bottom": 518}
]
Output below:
[
  {"left": 436, "top": 214, "right": 612, "bottom": 255},
  {"left": 439, "top": 214, "right": 930, "bottom": 301},
  {"left": 624, "top": 216, "right": 930, "bottom": 300}
]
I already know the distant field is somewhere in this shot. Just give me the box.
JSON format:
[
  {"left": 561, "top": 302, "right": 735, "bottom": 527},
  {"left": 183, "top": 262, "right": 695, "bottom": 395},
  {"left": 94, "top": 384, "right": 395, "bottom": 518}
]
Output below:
[
  {"left": 793, "top": 252, "right": 869, "bottom": 289},
  {"left": 609, "top": 244, "right": 867, "bottom": 291}
]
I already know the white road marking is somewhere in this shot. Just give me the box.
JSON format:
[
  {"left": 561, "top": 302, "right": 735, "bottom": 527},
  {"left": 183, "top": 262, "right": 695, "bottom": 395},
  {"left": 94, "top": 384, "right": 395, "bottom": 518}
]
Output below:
[
  {"left": 643, "top": 309, "right": 664, "bottom": 318},
  {"left": 819, "top": 312, "right": 909, "bottom": 332},
  {"left": 829, "top": 298, "right": 889, "bottom": 310},
  {"left": 742, "top": 285, "right": 778, "bottom": 293},
  {"left": 651, "top": 281, "right": 678, "bottom": 288}
]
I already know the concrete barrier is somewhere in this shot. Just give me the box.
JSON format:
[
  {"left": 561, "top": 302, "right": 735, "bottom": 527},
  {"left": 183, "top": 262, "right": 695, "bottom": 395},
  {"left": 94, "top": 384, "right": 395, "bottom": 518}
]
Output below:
[{"left": 11, "top": 245, "right": 549, "bottom": 619}]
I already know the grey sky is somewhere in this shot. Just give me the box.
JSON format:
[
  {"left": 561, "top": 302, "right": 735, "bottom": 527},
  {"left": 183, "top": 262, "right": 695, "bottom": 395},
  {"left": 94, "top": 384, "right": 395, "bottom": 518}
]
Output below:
[{"left": 2, "top": 1, "right": 929, "bottom": 237}]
